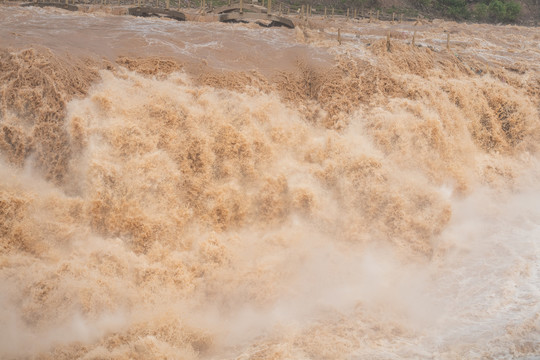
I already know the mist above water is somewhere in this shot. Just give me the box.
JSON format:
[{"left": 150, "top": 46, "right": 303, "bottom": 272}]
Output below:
[{"left": 0, "top": 6, "right": 539, "bottom": 359}]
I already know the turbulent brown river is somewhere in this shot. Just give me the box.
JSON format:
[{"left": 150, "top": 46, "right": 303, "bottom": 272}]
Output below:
[{"left": 1, "top": 4, "right": 539, "bottom": 359}]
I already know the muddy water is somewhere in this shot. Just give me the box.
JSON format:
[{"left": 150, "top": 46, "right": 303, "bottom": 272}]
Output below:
[
  {"left": 0, "top": 6, "right": 331, "bottom": 73},
  {"left": 0, "top": 5, "right": 539, "bottom": 360}
]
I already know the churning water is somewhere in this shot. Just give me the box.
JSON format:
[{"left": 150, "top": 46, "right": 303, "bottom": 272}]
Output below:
[{"left": 0, "top": 5, "right": 539, "bottom": 359}]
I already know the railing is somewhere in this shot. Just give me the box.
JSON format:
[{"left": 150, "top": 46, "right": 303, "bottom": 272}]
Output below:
[{"left": 9, "top": 0, "right": 422, "bottom": 21}]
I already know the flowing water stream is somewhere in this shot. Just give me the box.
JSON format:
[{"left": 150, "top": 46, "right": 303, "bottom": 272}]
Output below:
[{"left": 0, "top": 5, "right": 539, "bottom": 359}]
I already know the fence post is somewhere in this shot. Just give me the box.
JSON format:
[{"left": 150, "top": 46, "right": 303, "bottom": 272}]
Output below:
[
  {"left": 446, "top": 32, "right": 450, "bottom": 50},
  {"left": 412, "top": 30, "right": 416, "bottom": 46},
  {"left": 338, "top": 28, "right": 341, "bottom": 45}
]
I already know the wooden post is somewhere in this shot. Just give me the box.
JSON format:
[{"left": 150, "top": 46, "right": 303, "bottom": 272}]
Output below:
[
  {"left": 239, "top": 0, "right": 242, "bottom": 13},
  {"left": 392, "top": 12, "right": 395, "bottom": 23},
  {"left": 331, "top": 7, "right": 334, "bottom": 18},
  {"left": 376, "top": 10, "right": 379, "bottom": 20},
  {"left": 446, "top": 33, "right": 450, "bottom": 50},
  {"left": 400, "top": 13, "right": 403, "bottom": 23},
  {"left": 346, "top": 8, "right": 349, "bottom": 19},
  {"left": 301, "top": 5, "right": 304, "bottom": 19},
  {"left": 279, "top": 2, "right": 281, "bottom": 15},
  {"left": 337, "top": 28, "right": 341, "bottom": 45},
  {"left": 412, "top": 30, "right": 416, "bottom": 46},
  {"left": 354, "top": 8, "right": 357, "bottom": 19},
  {"left": 386, "top": 31, "right": 391, "bottom": 51},
  {"left": 324, "top": 6, "right": 326, "bottom": 18},
  {"left": 267, "top": 0, "right": 271, "bottom": 14},
  {"left": 166, "top": 0, "right": 169, "bottom": 9},
  {"left": 369, "top": 10, "right": 372, "bottom": 22}
]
